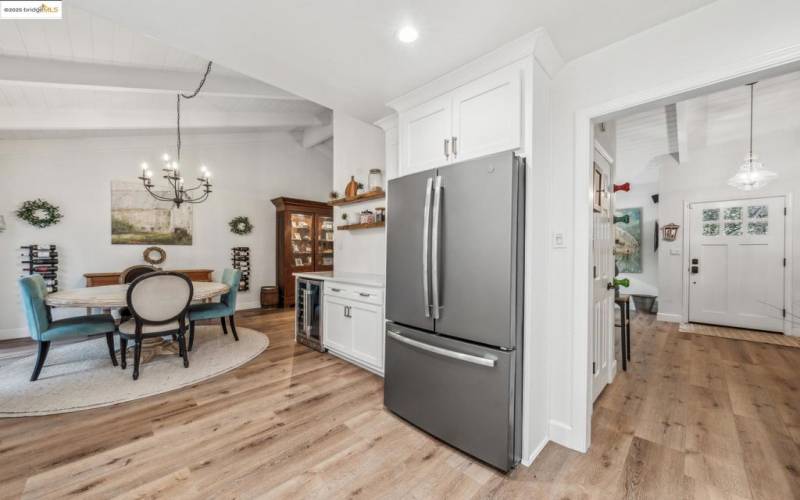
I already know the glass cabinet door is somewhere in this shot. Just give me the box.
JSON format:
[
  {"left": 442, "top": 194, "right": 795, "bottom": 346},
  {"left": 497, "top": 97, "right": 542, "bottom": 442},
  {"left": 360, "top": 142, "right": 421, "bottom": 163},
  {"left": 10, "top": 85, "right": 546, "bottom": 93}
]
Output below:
[
  {"left": 290, "top": 213, "right": 314, "bottom": 268},
  {"left": 316, "top": 215, "right": 334, "bottom": 268}
]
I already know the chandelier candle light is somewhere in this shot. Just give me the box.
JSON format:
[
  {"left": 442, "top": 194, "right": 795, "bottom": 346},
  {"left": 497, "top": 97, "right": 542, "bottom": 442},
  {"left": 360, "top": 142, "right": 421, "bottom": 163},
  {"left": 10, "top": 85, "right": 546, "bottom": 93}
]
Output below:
[
  {"left": 138, "top": 62, "right": 215, "bottom": 207},
  {"left": 727, "top": 82, "right": 777, "bottom": 191}
]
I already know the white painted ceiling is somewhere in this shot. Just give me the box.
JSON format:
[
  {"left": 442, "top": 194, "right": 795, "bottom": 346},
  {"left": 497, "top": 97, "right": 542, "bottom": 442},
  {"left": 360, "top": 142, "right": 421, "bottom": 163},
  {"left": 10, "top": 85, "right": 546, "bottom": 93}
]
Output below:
[
  {"left": 614, "top": 70, "right": 800, "bottom": 183},
  {"left": 71, "top": 0, "right": 717, "bottom": 121},
  {"left": 0, "top": 3, "right": 331, "bottom": 138}
]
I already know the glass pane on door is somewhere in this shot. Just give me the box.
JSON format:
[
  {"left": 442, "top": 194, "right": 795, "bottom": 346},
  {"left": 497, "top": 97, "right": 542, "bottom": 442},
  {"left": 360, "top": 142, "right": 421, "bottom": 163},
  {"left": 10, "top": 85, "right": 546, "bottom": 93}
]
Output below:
[
  {"left": 290, "top": 213, "right": 314, "bottom": 268},
  {"left": 317, "top": 215, "right": 334, "bottom": 268}
]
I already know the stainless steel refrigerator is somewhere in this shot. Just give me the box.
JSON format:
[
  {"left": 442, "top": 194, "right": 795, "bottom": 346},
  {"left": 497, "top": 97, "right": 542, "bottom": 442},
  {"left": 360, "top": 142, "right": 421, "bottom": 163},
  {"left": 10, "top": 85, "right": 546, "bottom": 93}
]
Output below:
[{"left": 384, "top": 150, "right": 524, "bottom": 471}]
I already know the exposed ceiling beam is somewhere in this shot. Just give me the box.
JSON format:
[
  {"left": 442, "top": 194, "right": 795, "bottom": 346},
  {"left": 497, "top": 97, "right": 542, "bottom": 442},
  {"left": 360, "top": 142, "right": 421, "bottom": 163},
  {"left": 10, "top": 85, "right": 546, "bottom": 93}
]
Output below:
[
  {"left": 665, "top": 103, "right": 680, "bottom": 163},
  {"left": 301, "top": 123, "right": 333, "bottom": 149},
  {"left": 0, "top": 108, "right": 321, "bottom": 132},
  {"left": 0, "top": 54, "right": 303, "bottom": 100}
]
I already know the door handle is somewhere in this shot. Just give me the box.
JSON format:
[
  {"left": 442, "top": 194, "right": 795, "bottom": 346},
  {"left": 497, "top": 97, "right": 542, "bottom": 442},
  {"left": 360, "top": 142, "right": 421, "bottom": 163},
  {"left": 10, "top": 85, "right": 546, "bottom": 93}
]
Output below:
[
  {"left": 387, "top": 330, "right": 495, "bottom": 367},
  {"left": 444, "top": 138, "right": 450, "bottom": 160},
  {"left": 451, "top": 136, "right": 458, "bottom": 158},
  {"left": 422, "top": 177, "right": 433, "bottom": 318},
  {"left": 303, "top": 290, "right": 311, "bottom": 334},
  {"left": 431, "top": 175, "right": 443, "bottom": 320}
]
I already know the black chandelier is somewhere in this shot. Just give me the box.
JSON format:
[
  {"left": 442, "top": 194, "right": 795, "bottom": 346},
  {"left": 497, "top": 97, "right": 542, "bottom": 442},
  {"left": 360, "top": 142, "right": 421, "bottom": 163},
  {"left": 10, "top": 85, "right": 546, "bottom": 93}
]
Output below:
[{"left": 138, "top": 61, "right": 214, "bottom": 207}]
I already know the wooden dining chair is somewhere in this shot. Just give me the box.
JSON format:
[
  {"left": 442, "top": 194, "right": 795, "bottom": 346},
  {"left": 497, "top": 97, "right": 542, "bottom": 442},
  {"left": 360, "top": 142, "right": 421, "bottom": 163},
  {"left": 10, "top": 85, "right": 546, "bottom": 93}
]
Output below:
[
  {"left": 18, "top": 275, "right": 118, "bottom": 381},
  {"left": 187, "top": 269, "right": 242, "bottom": 351},
  {"left": 118, "top": 271, "right": 193, "bottom": 380},
  {"left": 119, "top": 265, "right": 157, "bottom": 284}
]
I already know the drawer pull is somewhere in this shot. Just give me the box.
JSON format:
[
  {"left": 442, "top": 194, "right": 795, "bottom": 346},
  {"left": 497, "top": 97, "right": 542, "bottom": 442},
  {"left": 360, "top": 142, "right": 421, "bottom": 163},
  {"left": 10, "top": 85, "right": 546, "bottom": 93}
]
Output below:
[
  {"left": 331, "top": 288, "right": 342, "bottom": 292},
  {"left": 359, "top": 292, "right": 370, "bottom": 297},
  {"left": 387, "top": 330, "right": 496, "bottom": 368}
]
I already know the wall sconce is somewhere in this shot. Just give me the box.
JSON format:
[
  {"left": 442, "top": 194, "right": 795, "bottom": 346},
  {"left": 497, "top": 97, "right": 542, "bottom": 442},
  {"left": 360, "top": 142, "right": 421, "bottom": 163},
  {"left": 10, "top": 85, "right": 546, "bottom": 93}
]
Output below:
[{"left": 662, "top": 223, "right": 679, "bottom": 241}]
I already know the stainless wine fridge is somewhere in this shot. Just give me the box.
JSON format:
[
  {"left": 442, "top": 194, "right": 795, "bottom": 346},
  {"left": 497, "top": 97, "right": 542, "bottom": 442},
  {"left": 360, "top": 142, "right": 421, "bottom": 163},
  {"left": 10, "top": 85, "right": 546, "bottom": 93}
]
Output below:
[{"left": 295, "top": 278, "right": 324, "bottom": 351}]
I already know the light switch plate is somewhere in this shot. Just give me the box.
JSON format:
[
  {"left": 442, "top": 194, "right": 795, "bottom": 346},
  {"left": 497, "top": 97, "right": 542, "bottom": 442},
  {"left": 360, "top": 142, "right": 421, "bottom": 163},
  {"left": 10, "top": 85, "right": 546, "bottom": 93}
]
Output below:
[{"left": 553, "top": 232, "right": 566, "bottom": 248}]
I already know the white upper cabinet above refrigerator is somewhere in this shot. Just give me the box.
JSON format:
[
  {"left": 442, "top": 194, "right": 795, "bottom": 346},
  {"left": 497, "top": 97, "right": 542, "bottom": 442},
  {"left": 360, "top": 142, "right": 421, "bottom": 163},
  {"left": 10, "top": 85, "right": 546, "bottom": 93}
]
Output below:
[
  {"left": 396, "top": 63, "right": 523, "bottom": 176},
  {"left": 451, "top": 65, "right": 521, "bottom": 163},
  {"left": 399, "top": 95, "right": 453, "bottom": 174}
]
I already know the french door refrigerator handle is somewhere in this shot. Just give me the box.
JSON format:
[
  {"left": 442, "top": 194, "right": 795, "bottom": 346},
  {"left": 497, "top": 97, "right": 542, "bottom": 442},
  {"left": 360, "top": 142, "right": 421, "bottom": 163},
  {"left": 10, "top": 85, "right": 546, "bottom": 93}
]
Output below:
[
  {"left": 431, "top": 175, "right": 442, "bottom": 319},
  {"left": 422, "top": 177, "right": 433, "bottom": 318},
  {"left": 386, "top": 330, "right": 496, "bottom": 367}
]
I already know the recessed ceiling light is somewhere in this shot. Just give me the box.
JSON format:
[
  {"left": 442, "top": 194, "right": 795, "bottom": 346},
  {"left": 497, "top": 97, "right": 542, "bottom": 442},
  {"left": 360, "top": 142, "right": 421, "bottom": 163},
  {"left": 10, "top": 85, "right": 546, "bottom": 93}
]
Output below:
[{"left": 397, "top": 26, "right": 419, "bottom": 44}]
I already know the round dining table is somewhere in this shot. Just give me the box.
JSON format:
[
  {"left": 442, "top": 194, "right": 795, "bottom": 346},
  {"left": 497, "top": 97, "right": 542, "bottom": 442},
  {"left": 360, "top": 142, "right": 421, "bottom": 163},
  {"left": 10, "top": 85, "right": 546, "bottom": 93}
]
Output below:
[{"left": 46, "top": 281, "right": 230, "bottom": 363}]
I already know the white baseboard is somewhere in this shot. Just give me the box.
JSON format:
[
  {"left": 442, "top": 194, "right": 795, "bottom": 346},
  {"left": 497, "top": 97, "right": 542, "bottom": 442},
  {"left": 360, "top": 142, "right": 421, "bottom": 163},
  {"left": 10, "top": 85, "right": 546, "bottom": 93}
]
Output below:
[
  {"left": 521, "top": 436, "right": 549, "bottom": 467},
  {"left": 657, "top": 312, "right": 682, "bottom": 323},
  {"left": 0, "top": 327, "right": 27, "bottom": 341},
  {"left": 549, "top": 419, "right": 583, "bottom": 451}
]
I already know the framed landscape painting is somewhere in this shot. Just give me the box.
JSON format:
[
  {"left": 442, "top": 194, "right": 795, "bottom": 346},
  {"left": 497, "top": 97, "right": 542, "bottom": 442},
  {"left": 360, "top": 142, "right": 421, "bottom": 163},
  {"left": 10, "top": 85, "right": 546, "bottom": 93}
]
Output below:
[
  {"left": 614, "top": 207, "right": 642, "bottom": 273},
  {"left": 111, "top": 181, "right": 193, "bottom": 245}
]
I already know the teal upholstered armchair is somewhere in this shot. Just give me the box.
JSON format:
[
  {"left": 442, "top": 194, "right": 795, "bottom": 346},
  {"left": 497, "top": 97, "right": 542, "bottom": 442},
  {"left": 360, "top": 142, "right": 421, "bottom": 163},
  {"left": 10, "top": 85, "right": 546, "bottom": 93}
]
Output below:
[
  {"left": 18, "top": 275, "right": 118, "bottom": 381},
  {"left": 187, "top": 269, "right": 242, "bottom": 350}
]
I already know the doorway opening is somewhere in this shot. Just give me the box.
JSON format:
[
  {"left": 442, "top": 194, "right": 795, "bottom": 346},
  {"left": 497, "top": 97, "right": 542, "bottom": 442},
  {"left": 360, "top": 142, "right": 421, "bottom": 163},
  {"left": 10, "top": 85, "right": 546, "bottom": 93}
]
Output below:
[{"left": 586, "top": 66, "right": 800, "bottom": 460}]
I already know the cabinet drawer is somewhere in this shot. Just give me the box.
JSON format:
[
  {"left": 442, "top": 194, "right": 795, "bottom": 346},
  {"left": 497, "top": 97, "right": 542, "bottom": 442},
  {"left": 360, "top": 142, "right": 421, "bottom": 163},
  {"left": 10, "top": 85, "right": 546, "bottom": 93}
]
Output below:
[{"left": 324, "top": 282, "right": 384, "bottom": 305}]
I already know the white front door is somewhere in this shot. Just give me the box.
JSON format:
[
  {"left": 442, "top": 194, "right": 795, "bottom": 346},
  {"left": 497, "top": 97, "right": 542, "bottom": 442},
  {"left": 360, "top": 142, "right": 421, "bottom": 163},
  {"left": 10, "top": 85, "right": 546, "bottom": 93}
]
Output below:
[
  {"left": 689, "top": 197, "right": 785, "bottom": 332},
  {"left": 591, "top": 152, "right": 614, "bottom": 402}
]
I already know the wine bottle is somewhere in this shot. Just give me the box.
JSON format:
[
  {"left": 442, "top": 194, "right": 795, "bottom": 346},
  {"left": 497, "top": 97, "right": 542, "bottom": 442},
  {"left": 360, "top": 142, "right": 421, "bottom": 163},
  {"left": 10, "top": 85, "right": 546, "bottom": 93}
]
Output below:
[{"left": 613, "top": 278, "right": 630, "bottom": 288}]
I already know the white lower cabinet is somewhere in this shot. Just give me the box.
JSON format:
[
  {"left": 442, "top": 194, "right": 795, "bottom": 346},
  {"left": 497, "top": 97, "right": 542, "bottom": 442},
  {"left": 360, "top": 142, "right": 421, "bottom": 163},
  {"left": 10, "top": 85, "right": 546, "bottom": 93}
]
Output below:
[{"left": 323, "top": 283, "right": 385, "bottom": 375}]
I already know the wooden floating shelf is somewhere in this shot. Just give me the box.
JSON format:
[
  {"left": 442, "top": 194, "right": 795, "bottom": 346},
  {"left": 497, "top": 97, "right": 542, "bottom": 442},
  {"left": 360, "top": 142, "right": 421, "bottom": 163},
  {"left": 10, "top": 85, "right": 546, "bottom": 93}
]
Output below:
[
  {"left": 328, "top": 190, "right": 385, "bottom": 206},
  {"left": 337, "top": 221, "right": 385, "bottom": 231}
]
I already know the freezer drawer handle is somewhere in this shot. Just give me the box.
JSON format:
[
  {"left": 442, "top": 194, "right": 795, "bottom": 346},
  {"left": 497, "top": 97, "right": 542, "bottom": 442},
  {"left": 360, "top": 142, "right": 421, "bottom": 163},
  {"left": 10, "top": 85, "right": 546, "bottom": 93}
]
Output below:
[{"left": 387, "top": 330, "right": 496, "bottom": 368}]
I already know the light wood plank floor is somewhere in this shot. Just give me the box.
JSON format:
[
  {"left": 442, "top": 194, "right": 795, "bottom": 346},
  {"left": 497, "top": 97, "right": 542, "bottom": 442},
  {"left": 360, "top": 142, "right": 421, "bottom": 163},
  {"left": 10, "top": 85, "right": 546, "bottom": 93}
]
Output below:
[{"left": 1, "top": 310, "right": 799, "bottom": 499}]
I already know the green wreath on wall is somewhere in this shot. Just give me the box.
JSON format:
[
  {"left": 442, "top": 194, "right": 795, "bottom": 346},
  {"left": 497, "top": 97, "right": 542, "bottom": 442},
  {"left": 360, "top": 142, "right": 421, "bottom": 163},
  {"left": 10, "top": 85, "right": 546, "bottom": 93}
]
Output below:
[
  {"left": 229, "top": 216, "right": 254, "bottom": 235},
  {"left": 16, "top": 199, "right": 63, "bottom": 228}
]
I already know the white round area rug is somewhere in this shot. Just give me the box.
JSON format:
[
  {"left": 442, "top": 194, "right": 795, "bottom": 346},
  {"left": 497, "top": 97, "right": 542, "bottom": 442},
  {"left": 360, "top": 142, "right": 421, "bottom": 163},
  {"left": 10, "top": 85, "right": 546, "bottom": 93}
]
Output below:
[{"left": 0, "top": 326, "right": 268, "bottom": 417}]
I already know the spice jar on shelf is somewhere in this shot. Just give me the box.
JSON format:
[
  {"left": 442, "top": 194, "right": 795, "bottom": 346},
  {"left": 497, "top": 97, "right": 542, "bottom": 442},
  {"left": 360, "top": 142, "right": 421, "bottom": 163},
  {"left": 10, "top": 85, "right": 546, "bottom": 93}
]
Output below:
[
  {"left": 375, "top": 207, "right": 386, "bottom": 222},
  {"left": 368, "top": 169, "right": 383, "bottom": 192},
  {"left": 359, "top": 210, "right": 375, "bottom": 224}
]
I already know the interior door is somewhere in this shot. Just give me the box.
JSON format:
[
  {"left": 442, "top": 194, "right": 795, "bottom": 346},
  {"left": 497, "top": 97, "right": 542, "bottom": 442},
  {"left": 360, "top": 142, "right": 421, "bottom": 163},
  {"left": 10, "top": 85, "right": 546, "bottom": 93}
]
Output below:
[
  {"left": 434, "top": 151, "right": 522, "bottom": 348},
  {"left": 591, "top": 154, "right": 614, "bottom": 402},
  {"left": 451, "top": 65, "right": 522, "bottom": 163},
  {"left": 399, "top": 95, "right": 452, "bottom": 175},
  {"left": 689, "top": 197, "right": 785, "bottom": 332},
  {"left": 386, "top": 169, "right": 435, "bottom": 332}
]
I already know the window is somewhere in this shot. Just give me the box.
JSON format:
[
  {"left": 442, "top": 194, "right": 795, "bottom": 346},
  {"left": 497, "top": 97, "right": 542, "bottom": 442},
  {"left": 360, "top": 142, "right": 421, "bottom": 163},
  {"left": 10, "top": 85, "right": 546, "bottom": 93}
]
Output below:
[
  {"left": 702, "top": 209, "right": 720, "bottom": 222},
  {"left": 703, "top": 223, "right": 719, "bottom": 236}
]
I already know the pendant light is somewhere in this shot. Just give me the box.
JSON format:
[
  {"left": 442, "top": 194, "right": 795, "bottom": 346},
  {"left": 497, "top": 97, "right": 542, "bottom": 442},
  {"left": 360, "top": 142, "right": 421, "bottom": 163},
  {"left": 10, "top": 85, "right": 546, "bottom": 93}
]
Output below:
[{"left": 727, "top": 82, "right": 777, "bottom": 191}]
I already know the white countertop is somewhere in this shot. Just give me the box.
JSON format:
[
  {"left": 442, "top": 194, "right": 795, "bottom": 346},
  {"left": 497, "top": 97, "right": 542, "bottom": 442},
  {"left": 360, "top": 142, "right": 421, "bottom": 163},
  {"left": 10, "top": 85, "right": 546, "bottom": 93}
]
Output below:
[{"left": 293, "top": 271, "right": 385, "bottom": 288}]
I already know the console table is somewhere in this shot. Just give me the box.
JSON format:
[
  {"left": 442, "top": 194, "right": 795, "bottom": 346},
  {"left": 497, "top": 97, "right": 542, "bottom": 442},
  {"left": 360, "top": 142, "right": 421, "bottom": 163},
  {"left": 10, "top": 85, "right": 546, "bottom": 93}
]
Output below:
[{"left": 84, "top": 269, "right": 214, "bottom": 287}]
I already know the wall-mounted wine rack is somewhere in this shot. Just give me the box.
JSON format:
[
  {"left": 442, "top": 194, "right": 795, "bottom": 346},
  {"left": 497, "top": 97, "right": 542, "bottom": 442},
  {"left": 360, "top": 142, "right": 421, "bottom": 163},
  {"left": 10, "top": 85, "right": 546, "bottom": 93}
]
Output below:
[
  {"left": 20, "top": 244, "right": 59, "bottom": 292},
  {"left": 232, "top": 247, "right": 250, "bottom": 292}
]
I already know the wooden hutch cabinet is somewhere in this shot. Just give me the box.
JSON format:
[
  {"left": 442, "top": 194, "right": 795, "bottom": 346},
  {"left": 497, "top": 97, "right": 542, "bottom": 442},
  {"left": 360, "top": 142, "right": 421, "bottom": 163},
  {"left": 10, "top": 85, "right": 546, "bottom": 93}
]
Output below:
[{"left": 271, "top": 197, "right": 333, "bottom": 306}]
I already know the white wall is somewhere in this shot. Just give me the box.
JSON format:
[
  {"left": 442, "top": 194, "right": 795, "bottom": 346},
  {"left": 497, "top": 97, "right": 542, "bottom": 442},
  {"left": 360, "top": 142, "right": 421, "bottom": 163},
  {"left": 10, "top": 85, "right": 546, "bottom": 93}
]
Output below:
[
  {"left": 657, "top": 130, "right": 800, "bottom": 322},
  {"left": 0, "top": 131, "right": 332, "bottom": 339},
  {"left": 332, "top": 111, "right": 386, "bottom": 275},
  {"left": 545, "top": 0, "right": 800, "bottom": 451}
]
